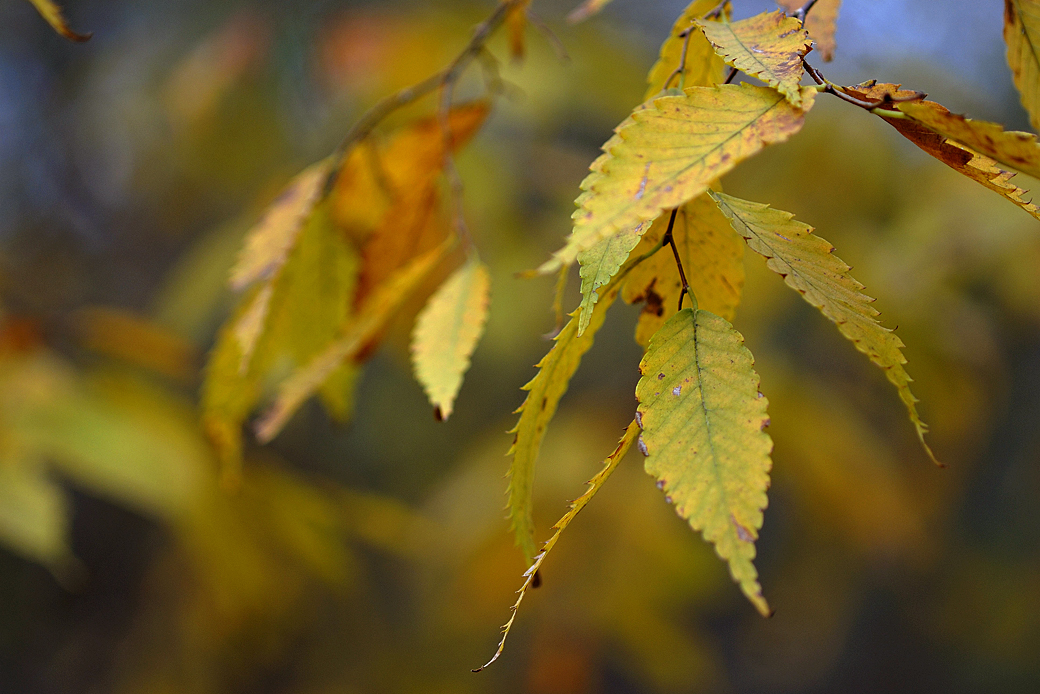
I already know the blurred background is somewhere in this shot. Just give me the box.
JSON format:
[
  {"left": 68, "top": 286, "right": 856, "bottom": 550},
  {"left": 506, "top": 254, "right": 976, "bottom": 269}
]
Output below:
[{"left": 1, "top": 0, "right": 1039, "bottom": 692}]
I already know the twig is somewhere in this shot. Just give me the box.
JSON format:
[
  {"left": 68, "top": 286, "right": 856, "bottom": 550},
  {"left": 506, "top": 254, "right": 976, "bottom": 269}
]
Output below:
[
  {"left": 663, "top": 27, "right": 696, "bottom": 91},
  {"left": 793, "top": 0, "right": 820, "bottom": 25},
  {"left": 704, "top": 0, "right": 729, "bottom": 20},
  {"left": 723, "top": 66, "right": 739, "bottom": 84},
  {"left": 803, "top": 59, "right": 926, "bottom": 112},
  {"left": 526, "top": 10, "right": 571, "bottom": 62},
  {"left": 659, "top": 209, "right": 691, "bottom": 310}
]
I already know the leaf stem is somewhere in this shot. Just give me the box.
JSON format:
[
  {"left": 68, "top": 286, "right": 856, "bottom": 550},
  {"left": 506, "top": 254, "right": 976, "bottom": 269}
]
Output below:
[
  {"left": 792, "top": 0, "right": 820, "bottom": 25},
  {"left": 802, "top": 59, "right": 926, "bottom": 112},
  {"left": 660, "top": 208, "right": 692, "bottom": 310}
]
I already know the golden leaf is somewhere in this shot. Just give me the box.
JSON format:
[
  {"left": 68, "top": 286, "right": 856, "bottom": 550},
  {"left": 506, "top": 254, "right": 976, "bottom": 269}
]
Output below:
[
  {"left": 635, "top": 308, "right": 772, "bottom": 616},
  {"left": 779, "top": 0, "right": 842, "bottom": 61},
  {"left": 27, "top": 0, "right": 91, "bottom": 42},
  {"left": 622, "top": 193, "right": 745, "bottom": 347},
  {"left": 537, "top": 84, "right": 815, "bottom": 276},
  {"left": 506, "top": 0, "right": 532, "bottom": 59},
  {"left": 709, "top": 191, "right": 939, "bottom": 465},
  {"left": 644, "top": 0, "right": 729, "bottom": 99},
  {"left": 697, "top": 10, "right": 812, "bottom": 107},
  {"left": 1004, "top": 0, "right": 1040, "bottom": 131},
  {"left": 411, "top": 254, "right": 492, "bottom": 421}
]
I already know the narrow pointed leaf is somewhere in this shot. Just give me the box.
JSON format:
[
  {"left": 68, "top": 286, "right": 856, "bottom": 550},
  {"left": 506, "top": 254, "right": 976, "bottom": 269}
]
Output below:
[
  {"left": 476, "top": 420, "right": 639, "bottom": 672},
  {"left": 709, "top": 191, "right": 939, "bottom": 464},
  {"left": 697, "top": 10, "right": 812, "bottom": 107},
  {"left": 644, "top": 0, "right": 729, "bottom": 98},
  {"left": 622, "top": 193, "right": 745, "bottom": 347},
  {"left": 779, "top": 0, "right": 841, "bottom": 61},
  {"left": 27, "top": 0, "right": 91, "bottom": 41},
  {"left": 577, "top": 220, "right": 650, "bottom": 335},
  {"left": 537, "top": 84, "right": 815, "bottom": 275},
  {"left": 411, "top": 255, "right": 492, "bottom": 421},
  {"left": 635, "top": 308, "right": 772, "bottom": 616},
  {"left": 1004, "top": 0, "right": 1040, "bottom": 131}
]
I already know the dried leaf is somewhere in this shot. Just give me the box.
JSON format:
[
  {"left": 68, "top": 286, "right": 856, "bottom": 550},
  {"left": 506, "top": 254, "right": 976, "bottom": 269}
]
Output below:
[
  {"left": 779, "top": 0, "right": 841, "bottom": 61},
  {"left": 635, "top": 308, "right": 772, "bottom": 616},
  {"left": 576, "top": 220, "right": 650, "bottom": 335},
  {"left": 1004, "top": 0, "right": 1040, "bottom": 131},
  {"left": 697, "top": 10, "right": 812, "bottom": 107},
  {"left": 477, "top": 420, "right": 640, "bottom": 672},
  {"left": 709, "top": 191, "right": 939, "bottom": 465},
  {"left": 536, "top": 84, "right": 815, "bottom": 276},
  {"left": 567, "top": 0, "right": 612, "bottom": 23},
  {"left": 644, "top": 0, "right": 729, "bottom": 99},
  {"left": 27, "top": 0, "right": 91, "bottom": 42},
  {"left": 622, "top": 193, "right": 745, "bottom": 347},
  {"left": 411, "top": 254, "right": 492, "bottom": 421}
]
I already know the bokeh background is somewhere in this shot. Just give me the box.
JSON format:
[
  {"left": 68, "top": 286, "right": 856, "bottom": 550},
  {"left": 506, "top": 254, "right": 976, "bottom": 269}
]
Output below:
[{"left": 2, "top": 0, "right": 1039, "bottom": 692}]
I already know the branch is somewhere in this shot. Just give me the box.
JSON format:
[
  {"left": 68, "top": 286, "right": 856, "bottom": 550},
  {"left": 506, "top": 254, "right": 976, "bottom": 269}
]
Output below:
[
  {"left": 793, "top": 0, "right": 820, "bottom": 25},
  {"left": 803, "top": 59, "right": 926, "bottom": 112}
]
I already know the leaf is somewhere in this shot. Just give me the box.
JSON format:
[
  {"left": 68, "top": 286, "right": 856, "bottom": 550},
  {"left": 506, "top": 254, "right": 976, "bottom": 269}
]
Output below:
[
  {"left": 576, "top": 220, "right": 650, "bottom": 335},
  {"left": 254, "top": 239, "right": 451, "bottom": 443},
  {"left": 635, "top": 308, "right": 772, "bottom": 616},
  {"left": 843, "top": 83, "right": 1040, "bottom": 221},
  {"left": 1004, "top": 0, "right": 1040, "bottom": 131},
  {"left": 27, "top": 0, "right": 91, "bottom": 42},
  {"left": 411, "top": 254, "right": 492, "bottom": 421},
  {"left": 536, "top": 84, "right": 815, "bottom": 275},
  {"left": 709, "top": 191, "right": 939, "bottom": 465},
  {"left": 622, "top": 193, "right": 745, "bottom": 347},
  {"left": 896, "top": 99, "right": 1040, "bottom": 181},
  {"left": 476, "top": 420, "right": 640, "bottom": 672},
  {"left": 697, "top": 10, "right": 812, "bottom": 107},
  {"left": 506, "top": 0, "right": 532, "bottom": 59},
  {"left": 779, "top": 0, "right": 842, "bottom": 61},
  {"left": 567, "top": 0, "right": 612, "bottom": 23},
  {"left": 0, "top": 457, "right": 70, "bottom": 570},
  {"left": 644, "top": 0, "right": 729, "bottom": 99}
]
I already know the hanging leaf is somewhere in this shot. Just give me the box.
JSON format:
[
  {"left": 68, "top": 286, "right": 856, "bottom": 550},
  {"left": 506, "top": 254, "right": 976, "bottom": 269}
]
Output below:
[
  {"left": 779, "top": 0, "right": 842, "bottom": 61},
  {"left": 505, "top": 0, "right": 532, "bottom": 59},
  {"left": 644, "top": 0, "right": 729, "bottom": 98},
  {"left": 536, "top": 84, "right": 815, "bottom": 276},
  {"left": 709, "top": 191, "right": 939, "bottom": 465},
  {"left": 843, "top": 82, "right": 1040, "bottom": 221},
  {"left": 697, "top": 10, "right": 812, "bottom": 107},
  {"left": 411, "top": 254, "right": 492, "bottom": 421},
  {"left": 255, "top": 240, "right": 451, "bottom": 443},
  {"left": 1004, "top": 0, "right": 1040, "bottom": 131},
  {"left": 567, "top": 0, "right": 612, "bottom": 23},
  {"left": 895, "top": 99, "right": 1040, "bottom": 181},
  {"left": 476, "top": 420, "right": 640, "bottom": 672},
  {"left": 622, "top": 193, "right": 745, "bottom": 347},
  {"left": 27, "top": 0, "right": 91, "bottom": 42},
  {"left": 576, "top": 220, "right": 651, "bottom": 335},
  {"left": 635, "top": 308, "right": 772, "bottom": 616}
]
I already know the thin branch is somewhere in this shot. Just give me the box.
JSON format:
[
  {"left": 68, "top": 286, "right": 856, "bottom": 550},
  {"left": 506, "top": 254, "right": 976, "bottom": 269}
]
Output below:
[
  {"left": 660, "top": 209, "right": 691, "bottom": 310},
  {"left": 793, "top": 0, "right": 820, "bottom": 25},
  {"left": 723, "top": 66, "right": 739, "bottom": 84},
  {"left": 803, "top": 59, "right": 926, "bottom": 112},
  {"left": 526, "top": 10, "right": 571, "bottom": 62},
  {"left": 663, "top": 27, "right": 696, "bottom": 91},
  {"left": 704, "top": 0, "right": 729, "bottom": 21}
]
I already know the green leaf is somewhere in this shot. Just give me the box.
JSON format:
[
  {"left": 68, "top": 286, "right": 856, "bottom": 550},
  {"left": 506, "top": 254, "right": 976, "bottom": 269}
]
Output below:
[
  {"left": 411, "top": 254, "right": 492, "bottom": 421},
  {"left": 644, "top": 0, "right": 729, "bottom": 98},
  {"left": 576, "top": 220, "right": 651, "bottom": 335},
  {"left": 635, "top": 308, "right": 772, "bottom": 616},
  {"left": 709, "top": 190, "right": 939, "bottom": 465}
]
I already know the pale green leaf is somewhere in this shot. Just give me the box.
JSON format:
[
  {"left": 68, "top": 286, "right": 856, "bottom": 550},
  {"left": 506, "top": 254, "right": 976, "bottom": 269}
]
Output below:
[{"left": 576, "top": 220, "right": 650, "bottom": 335}]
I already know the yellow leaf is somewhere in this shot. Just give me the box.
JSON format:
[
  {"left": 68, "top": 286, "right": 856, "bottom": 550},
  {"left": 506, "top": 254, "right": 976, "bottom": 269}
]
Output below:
[
  {"left": 709, "top": 191, "right": 940, "bottom": 465},
  {"left": 779, "top": 0, "right": 842, "bottom": 61},
  {"left": 635, "top": 308, "right": 772, "bottom": 616},
  {"left": 567, "top": 0, "right": 612, "bottom": 23},
  {"left": 254, "top": 239, "right": 451, "bottom": 443},
  {"left": 477, "top": 420, "right": 640, "bottom": 672},
  {"left": 644, "top": 0, "right": 729, "bottom": 99},
  {"left": 506, "top": 0, "right": 532, "bottom": 59},
  {"left": 0, "top": 456, "right": 70, "bottom": 570},
  {"left": 896, "top": 99, "right": 1040, "bottom": 181},
  {"left": 411, "top": 254, "right": 492, "bottom": 421},
  {"left": 622, "top": 193, "right": 745, "bottom": 347},
  {"left": 697, "top": 10, "right": 812, "bottom": 107},
  {"left": 1004, "top": 0, "right": 1040, "bottom": 131},
  {"left": 537, "top": 84, "right": 815, "bottom": 275},
  {"left": 27, "top": 0, "right": 91, "bottom": 42},
  {"left": 576, "top": 220, "right": 651, "bottom": 335},
  {"left": 844, "top": 82, "right": 1040, "bottom": 221}
]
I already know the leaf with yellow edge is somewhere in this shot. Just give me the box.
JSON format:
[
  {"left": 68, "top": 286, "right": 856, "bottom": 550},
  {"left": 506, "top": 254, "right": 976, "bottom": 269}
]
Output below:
[
  {"left": 567, "top": 0, "right": 612, "bottom": 23},
  {"left": 1004, "top": 0, "right": 1040, "bottom": 131},
  {"left": 622, "top": 193, "right": 745, "bottom": 347},
  {"left": 27, "top": 0, "right": 91, "bottom": 42},
  {"left": 577, "top": 220, "right": 651, "bottom": 335},
  {"left": 644, "top": 0, "right": 729, "bottom": 99},
  {"left": 476, "top": 420, "right": 640, "bottom": 672},
  {"left": 697, "top": 10, "right": 812, "bottom": 107},
  {"left": 635, "top": 307, "right": 772, "bottom": 616},
  {"left": 708, "top": 191, "right": 940, "bottom": 465},
  {"left": 254, "top": 239, "right": 451, "bottom": 443},
  {"left": 843, "top": 82, "right": 1040, "bottom": 222},
  {"left": 411, "top": 254, "right": 492, "bottom": 421},
  {"left": 896, "top": 99, "right": 1040, "bottom": 181},
  {"left": 536, "top": 84, "right": 815, "bottom": 276},
  {"left": 779, "top": 0, "right": 842, "bottom": 61}
]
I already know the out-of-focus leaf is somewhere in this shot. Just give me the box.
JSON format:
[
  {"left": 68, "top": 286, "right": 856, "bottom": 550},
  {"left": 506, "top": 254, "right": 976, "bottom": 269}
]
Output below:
[
  {"left": 843, "top": 82, "right": 1040, "bottom": 221},
  {"left": 709, "top": 191, "right": 939, "bottom": 465},
  {"left": 536, "top": 84, "right": 815, "bottom": 275},
  {"left": 622, "top": 193, "right": 744, "bottom": 347},
  {"left": 1004, "top": 0, "right": 1040, "bottom": 131},
  {"left": 644, "top": 0, "right": 728, "bottom": 99},
  {"left": 635, "top": 308, "right": 772, "bottom": 616},
  {"left": 576, "top": 220, "right": 650, "bottom": 335},
  {"left": 697, "top": 10, "right": 812, "bottom": 107},
  {"left": 506, "top": 0, "right": 532, "bottom": 59},
  {"left": 779, "top": 0, "right": 842, "bottom": 61},
  {"left": 74, "top": 307, "right": 198, "bottom": 380},
  {"left": 477, "top": 420, "right": 639, "bottom": 672},
  {"left": 255, "top": 240, "right": 451, "bottom": 442},
  {"left": 411, "top": 254, "right": 492, "bottom": 421},
  {"left": 26, "top": 0, "right": 91, "bottom": 42},
  {"left": 0, "top": 457, "right": 70, "bottom": 569},
  {"left": 567, "top": 0, "right": 612, "bottom": 23}
]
